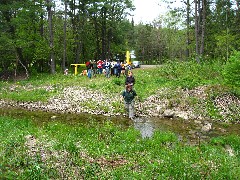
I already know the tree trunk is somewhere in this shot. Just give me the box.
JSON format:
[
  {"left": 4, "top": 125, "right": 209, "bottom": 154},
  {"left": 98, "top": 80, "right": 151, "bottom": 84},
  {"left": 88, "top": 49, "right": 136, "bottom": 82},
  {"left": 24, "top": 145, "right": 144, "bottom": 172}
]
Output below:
[
  {"left": 75, "top": 16, "right": 81, "bottom": 63},
  {"left": 92, "top": 1, "right": 101, "bottom": 60},
  {"left": 235, "top": 0, "right": 240, "bottom": 41},
  {"left": 15, "top": 48, "right": 29, "bottom": 80},
  {"left": 185, "top": 0, "right": 190, "bottom": 58},
  {"left": 79, "top": 0, "right": 86, "bottom": 63},
  {"left": 39, "top": 1, "right": 44, "bottom": 72},
  {"left": 101, "top": 6, "right": 107, "bottom": 61},
  {"left": 63, "top": 0, "right": 67, "bottom": 71},
  {"left": 200, "top": 0, "right": 206, "bottom": 55},
  {"left": 70, "top": 0, "right": 79, "bottom": 64},
  {"left": 46, "top": 0, "right": 55, "bottom": 74},
  {"left": 194, "top": 0, "right": 200, "bottom": 62}
]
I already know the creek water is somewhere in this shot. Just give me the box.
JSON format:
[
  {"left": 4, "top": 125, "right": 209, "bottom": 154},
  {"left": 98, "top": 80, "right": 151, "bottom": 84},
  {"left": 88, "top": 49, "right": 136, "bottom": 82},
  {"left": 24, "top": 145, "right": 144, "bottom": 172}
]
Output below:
[{"left": 0, "top": 107, "right": 239, "bottom": 145}]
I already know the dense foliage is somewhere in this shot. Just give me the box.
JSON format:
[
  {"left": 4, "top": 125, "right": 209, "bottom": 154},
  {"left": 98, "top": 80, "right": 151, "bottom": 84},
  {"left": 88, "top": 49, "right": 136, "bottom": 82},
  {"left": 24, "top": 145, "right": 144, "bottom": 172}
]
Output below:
[
  {"left": 222, "top": 51, "right": 240, "bottom": 88},
  {"left": 0, "top": 0, "right": 239, "bottom": 76}
]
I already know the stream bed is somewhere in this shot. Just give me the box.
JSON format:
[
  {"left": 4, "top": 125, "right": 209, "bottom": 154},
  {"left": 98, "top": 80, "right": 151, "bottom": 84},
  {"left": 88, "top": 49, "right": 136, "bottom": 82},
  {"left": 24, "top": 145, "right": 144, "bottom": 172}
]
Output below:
[{"left": 0, "top": 107, "right": 239, "bottom": 145}]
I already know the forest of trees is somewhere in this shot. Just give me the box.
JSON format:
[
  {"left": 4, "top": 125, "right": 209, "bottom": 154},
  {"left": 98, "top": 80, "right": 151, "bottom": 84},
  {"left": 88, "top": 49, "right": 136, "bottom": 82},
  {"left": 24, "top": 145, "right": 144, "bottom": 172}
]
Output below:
[{"left": 0, "top": 0, "right": 239, "bottom": 76}]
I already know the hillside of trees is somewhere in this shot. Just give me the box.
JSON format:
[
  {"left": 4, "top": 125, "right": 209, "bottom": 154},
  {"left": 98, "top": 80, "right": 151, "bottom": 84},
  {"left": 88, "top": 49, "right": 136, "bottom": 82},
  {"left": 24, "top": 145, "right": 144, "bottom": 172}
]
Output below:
[{"left": 0, "top": 0, "right": 239, "bottom": 77}]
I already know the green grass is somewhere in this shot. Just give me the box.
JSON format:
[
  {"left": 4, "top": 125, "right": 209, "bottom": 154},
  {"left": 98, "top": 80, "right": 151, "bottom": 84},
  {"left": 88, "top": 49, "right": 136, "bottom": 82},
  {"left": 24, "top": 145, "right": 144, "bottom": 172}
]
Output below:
[
  {"left": 0, "top": 116, "right": 239, "bottom": 179},
  {"left": 0, "top": 60, "right": 239, "bottom": 101},
  {"left": 0, "top": 60, "right": 239, "bottom": 178},
  {"left": 0, "top": 60, "right": 239, "bottom": 122}
]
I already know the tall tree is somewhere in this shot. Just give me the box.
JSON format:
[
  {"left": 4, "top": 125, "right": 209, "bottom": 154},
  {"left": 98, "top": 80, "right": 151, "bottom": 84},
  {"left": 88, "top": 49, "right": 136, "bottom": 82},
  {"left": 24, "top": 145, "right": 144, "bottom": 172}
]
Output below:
[
  {"left": 200, "top": 0, "right": 206, "bottom": 55},
  {"left": 0, "top": 0, "right": 135, "bottom": 75},
  {"left": 101, "top": 6, "right": 107, "bottom": 60},
  {"left": 194, "top": 0, "right": 206, "bottom": 62},
  {"left": 194, "top": 0, "right": 200, "bottom": 62},
  {"left": 0, "top": 0, "right": 35, "bottom": 77},
  {"left": 63, "top": 0, "right": 68, "bottom": 70},
  {"left": 46, "top": 0, "right": 55, "bottom": 74},
  {"left": 185, "top": 0, "right": 190, "bottom": 58}
]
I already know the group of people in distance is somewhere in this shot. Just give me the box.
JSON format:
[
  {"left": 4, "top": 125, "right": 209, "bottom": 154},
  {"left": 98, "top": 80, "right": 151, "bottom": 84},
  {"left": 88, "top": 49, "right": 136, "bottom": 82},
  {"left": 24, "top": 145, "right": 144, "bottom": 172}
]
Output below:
[
  {"left": 85, "top": 59, "right": 138, "bottom": 120},
  {"left": 85, "top": 59, "right": 132, "bottom": 79}
]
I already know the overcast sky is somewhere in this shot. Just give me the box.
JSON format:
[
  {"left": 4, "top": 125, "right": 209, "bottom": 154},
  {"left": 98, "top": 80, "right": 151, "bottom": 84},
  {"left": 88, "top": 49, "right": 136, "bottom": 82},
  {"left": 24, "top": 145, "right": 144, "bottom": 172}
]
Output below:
[
  {"left": 133, "top": 0, "right": 161, "bottom": 23},
  {"left": 131, "top": 0, "right": 182, "bottom": 24}
]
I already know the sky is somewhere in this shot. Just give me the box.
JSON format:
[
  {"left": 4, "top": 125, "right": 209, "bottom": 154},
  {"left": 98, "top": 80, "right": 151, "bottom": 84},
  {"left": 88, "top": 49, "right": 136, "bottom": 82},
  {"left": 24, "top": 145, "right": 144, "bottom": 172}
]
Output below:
[
  {"left": 130, "top": 0, "right": 182, "bottom": 24},
  {"left": 131, "top": 0, "right": 167, "bottom": 24}
]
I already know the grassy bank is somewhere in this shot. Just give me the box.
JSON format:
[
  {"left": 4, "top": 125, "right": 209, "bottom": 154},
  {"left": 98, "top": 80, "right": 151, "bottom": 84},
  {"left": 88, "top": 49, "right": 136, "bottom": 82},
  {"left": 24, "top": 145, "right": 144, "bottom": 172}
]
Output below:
[
  {"left": 0, "top": 61, "right": 229, "bottom": 100},
  {"left": 0, "top": 61, "right": 224, "bottom": 101},
  {"left": 1, "top": 116, "right": 240, "bottom": 179},
  {"left": 0, "top": 60, "right": 240, "bottom": 178},
  {"left": 0, "top": 60, "right": 239, "bottom": 122}
]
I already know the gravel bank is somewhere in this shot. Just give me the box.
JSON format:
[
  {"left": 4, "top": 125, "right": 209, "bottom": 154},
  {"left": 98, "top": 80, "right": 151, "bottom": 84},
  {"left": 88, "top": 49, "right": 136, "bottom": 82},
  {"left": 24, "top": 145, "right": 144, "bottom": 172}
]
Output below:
[{"left": 1, "top": 85, "right": 239, "bottom": 122}]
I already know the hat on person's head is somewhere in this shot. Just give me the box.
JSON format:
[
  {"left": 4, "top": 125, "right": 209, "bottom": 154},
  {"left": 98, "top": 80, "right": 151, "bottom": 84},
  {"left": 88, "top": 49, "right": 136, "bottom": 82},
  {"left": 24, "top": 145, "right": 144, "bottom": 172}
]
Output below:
[{"left": 126, "top": 84, "right": 132, "bottom": 89}]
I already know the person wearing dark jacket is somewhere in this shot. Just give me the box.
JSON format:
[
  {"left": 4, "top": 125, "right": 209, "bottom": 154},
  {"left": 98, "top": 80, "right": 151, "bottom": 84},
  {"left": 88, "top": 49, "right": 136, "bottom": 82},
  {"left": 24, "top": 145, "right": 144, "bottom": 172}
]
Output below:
[
  {"left": 125, "top": 71, "right": 135, "bottom": 87},
  {"left": 121, "top": 84, "right": 137, "bottom": 119},
  {"left": 114, "top": 61, "right": 122, "bottom": 78}
]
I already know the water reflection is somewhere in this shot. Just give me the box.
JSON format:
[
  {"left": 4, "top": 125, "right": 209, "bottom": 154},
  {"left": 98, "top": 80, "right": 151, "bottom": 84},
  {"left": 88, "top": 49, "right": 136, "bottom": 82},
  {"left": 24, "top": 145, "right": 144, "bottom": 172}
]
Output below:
[{"left": 132, "top": 118, "right": 154, "bottom": 138}]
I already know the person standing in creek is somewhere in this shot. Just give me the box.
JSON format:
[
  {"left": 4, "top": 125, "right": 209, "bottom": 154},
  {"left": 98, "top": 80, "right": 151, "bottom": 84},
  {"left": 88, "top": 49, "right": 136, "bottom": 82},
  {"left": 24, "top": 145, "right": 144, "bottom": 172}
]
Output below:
[{"left": 121, "top": 84, "right": 137, "bottom": 119}]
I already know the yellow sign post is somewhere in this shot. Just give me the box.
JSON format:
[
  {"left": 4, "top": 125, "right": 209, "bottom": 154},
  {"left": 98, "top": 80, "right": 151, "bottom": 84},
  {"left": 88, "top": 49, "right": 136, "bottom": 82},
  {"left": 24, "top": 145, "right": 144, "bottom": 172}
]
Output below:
[
  {"left": 70, "top": 64, "right": 85, "bottom": 75},
  {"left": 126, "top": 51, "right": 131, "bottom": 65}
]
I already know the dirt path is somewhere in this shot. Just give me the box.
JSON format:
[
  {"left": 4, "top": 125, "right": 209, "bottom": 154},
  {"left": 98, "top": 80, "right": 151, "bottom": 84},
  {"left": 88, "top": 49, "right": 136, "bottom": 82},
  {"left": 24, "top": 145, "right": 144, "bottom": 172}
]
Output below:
[{"left": 134, "top": 65, "right": 159, "bottom": 69}]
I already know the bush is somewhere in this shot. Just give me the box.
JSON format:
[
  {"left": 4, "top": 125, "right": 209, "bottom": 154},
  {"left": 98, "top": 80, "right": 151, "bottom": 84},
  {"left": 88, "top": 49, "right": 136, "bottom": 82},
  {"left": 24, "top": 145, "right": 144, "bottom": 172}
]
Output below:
[
  {"left": 112, "top": 78, "right": 122, "bottom": 86},
  {"left": 222, "top": 51, "right": 240, "bottom": 87}
]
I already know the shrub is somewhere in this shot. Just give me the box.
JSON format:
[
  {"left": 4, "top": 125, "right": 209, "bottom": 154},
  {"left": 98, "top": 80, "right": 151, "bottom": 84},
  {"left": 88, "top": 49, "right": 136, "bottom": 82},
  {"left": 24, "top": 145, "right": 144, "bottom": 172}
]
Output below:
[
  {"left": 222, "top": 51, "right": 240, "bottom": 88},
  {"left": 112, "top": 78, "right": 122, "bottom": 86}
]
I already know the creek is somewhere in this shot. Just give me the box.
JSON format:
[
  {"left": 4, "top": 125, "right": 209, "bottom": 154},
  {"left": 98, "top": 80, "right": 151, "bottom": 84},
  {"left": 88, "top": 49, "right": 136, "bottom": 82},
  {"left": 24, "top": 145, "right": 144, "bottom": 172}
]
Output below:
[{"left": 0, "top": 107, "right": 239, "bottom": 145}]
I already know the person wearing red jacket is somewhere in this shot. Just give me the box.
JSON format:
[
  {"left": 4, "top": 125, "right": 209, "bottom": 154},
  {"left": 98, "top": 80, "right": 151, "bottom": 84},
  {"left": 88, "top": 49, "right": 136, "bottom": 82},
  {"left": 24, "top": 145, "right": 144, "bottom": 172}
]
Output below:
[{"left": 97, "top": 59, "right": 103, "bottom": 74}]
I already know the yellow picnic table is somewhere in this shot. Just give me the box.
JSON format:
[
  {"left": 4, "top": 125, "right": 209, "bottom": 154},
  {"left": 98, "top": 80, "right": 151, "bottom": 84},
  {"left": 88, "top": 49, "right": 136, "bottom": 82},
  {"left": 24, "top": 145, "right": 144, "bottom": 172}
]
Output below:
[{"left": 70, "top": 64, "right": 86, "bottom": 75}]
